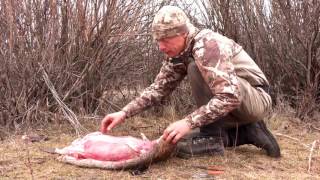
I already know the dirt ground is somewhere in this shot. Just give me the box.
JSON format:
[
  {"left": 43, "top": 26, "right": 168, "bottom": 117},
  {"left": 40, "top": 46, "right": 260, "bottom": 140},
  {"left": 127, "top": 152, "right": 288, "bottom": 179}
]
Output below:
[{"left": 0, "top": 115, "right": 319, "bottom": 180}]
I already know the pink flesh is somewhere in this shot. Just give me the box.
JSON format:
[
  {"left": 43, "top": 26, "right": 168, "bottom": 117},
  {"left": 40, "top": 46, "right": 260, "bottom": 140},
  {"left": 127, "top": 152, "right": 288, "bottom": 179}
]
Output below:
[
  {"left": 76, "top": 140, "right": 139, "bottom": 161},
  {"left": 61, "top": 132, "right": 156, "bottom": 161}
]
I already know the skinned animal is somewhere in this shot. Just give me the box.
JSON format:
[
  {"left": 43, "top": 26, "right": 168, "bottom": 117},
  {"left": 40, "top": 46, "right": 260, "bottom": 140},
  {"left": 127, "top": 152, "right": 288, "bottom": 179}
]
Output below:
[{"left": 47, "top": 132, "right": 175, "bottom": 170}]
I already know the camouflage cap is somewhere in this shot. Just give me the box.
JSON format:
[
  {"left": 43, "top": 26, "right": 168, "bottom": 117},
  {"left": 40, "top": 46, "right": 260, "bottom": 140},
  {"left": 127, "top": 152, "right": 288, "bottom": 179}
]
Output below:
[{"left": 152, "top": 6, "right": 191, "bottom": 40}]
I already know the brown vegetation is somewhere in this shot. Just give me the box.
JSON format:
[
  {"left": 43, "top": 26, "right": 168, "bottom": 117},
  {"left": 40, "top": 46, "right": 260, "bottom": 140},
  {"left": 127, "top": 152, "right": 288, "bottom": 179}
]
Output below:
[
  {"left": 0, "top": 0, "right": 319, "bottom": 137},
  {"left": 0, "top": 116, "right": 319, "bottom": 179}
]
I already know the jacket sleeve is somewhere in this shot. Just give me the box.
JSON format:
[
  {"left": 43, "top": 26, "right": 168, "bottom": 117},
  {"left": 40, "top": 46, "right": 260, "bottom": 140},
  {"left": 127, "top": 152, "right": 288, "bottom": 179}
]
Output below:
[
  {"left": 185, "top": 31, "right": 242, "bottom": 129},
  {"left": 122, "top": 61, "right": 187, "bottom": 118}
]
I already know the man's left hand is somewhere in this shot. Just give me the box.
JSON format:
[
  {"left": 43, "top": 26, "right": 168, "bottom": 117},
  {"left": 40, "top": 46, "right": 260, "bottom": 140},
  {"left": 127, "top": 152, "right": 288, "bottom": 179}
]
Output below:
[{"left": 163, "top": 119, "right": 191, "bottom": 144}]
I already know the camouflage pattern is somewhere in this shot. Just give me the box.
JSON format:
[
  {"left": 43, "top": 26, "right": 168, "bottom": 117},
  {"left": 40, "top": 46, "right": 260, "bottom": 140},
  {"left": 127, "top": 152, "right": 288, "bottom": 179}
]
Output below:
[
  {"left": 122, "top": 7, "right": 271, "bottom": 129},
  {"left": 152, "top": 5, "right": 194, "bottom": 40}
]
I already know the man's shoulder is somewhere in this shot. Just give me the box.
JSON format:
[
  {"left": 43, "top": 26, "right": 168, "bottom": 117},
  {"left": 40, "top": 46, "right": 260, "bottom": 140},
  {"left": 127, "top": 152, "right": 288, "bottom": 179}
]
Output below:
[
  {"left": 194, "top": 29, "right": 214, "bottom": 40},
  {"left": 194, "top": 29, "right": 230, "bottom": 42},
  {"left": 192, "top": 29, "right": 242, "bottom": 58},
  {"left": 192, "top": 29, "right": 221, "bottom": 52}
]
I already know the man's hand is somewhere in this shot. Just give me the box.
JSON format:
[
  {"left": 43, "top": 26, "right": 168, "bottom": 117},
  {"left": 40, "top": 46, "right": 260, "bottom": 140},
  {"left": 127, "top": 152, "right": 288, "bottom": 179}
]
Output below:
[
  {"left": 100, "top": 111, "right": 126, "bottom": 133},
  {"left": 163, "top": 119, "right": 191, "bottom": 144}
]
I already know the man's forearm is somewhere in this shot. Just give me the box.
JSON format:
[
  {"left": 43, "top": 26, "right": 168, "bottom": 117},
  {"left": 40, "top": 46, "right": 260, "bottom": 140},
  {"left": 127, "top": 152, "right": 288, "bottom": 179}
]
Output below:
[{"left": 121, "top": 98, "right": 148, "bottom": 118}]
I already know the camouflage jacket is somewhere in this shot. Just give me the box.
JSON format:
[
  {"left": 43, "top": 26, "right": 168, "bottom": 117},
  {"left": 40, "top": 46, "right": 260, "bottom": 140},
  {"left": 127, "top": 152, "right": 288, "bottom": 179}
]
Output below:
[{"left": 122, "top": 29, "right": 269, "bottom": 129}]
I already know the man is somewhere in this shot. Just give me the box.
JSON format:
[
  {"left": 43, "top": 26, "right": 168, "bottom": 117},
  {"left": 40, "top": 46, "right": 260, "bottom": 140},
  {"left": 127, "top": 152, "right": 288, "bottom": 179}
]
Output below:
[{"left": 100, "top": 6, "right": 281, "bottom": 158}]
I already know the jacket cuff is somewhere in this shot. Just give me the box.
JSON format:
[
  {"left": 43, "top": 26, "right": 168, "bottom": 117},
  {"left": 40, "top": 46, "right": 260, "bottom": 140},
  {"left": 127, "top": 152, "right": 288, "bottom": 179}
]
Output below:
[
  {"left": 185, "top": 118, "right": 198, "bottom": 129},
  {"left": 121, "top": 108, "right": 131, "bottom": 118}
]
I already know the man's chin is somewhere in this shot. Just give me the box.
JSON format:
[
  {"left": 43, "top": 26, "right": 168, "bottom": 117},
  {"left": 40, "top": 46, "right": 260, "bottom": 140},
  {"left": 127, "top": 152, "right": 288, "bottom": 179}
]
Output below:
[{"left": 165, "top": 52, "right": 178, "bottom": 58}]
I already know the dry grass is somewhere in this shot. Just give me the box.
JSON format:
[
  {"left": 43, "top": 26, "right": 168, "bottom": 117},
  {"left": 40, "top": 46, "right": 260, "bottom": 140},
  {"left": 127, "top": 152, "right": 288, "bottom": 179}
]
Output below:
[{"left": 0, "top": 115, "right": 319, "bottom": 180}]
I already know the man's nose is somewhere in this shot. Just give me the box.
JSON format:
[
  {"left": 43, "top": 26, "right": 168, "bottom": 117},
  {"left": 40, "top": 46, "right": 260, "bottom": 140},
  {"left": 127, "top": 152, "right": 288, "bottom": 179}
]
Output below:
[{"left": 158, "top": 42, "right": 166, "bottom": 52}]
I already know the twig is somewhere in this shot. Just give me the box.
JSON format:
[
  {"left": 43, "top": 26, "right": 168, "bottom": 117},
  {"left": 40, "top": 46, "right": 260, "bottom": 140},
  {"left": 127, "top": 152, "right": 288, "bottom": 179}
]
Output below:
[
  {"left": 39, "top": 64, "right": 87, "bottom": 136},
  {"left": 81, "top": 115, "right": 104, "bottom": 120},
  {"left": 100, "top": 98, "right": 122, "bottom": 111},
  {"left": 311, "top": 125, "right": 320, "bottom": 132},
  {"left": 308, "top": 140, "right": 319, "bottom": 173},
  {"left": 106, "top": 33, "right": 151, "bottom": 37},
  {"left": 134, "top": 125, "right": 153, "bottom": 129},
  {"left": 275, "top": 133, "right": 310, "bottom": 149}
]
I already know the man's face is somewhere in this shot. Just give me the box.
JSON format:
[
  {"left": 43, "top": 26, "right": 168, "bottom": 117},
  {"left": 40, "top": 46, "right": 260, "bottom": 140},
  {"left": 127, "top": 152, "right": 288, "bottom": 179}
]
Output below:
[{"left": 157, "top": 33, "right": 187, "bottom": 57}]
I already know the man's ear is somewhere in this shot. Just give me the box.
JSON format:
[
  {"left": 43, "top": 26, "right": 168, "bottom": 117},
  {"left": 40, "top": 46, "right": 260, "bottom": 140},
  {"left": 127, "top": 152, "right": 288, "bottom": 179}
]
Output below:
[
  {"left": 183, "top": 32, "right": 188, "bottom": 38},
  {"left": 182, "top": 32, "right": 188, "bottom": 44}
]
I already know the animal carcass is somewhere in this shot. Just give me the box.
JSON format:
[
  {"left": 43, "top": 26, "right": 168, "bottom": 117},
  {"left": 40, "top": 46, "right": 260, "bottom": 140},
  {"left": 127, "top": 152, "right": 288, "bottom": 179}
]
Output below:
[{"left": 48, "top": 132, "right": 175, "bottom": 170}]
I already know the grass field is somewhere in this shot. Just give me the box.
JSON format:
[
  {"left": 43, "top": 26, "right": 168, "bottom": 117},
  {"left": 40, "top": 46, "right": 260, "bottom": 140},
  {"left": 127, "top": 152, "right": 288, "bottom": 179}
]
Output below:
[{"left": 0, "top": 115, "right": 319, "bottom": 179}]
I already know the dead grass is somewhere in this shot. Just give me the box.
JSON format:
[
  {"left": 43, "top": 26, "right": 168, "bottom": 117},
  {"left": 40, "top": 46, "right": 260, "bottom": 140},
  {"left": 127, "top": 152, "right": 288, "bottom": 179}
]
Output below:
[{"left": 0, "top": 115, "right": 319, "bottom": 180}]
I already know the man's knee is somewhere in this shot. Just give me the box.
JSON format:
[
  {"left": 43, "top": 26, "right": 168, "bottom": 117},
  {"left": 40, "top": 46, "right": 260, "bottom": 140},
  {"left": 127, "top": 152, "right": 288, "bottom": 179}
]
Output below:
[{"left": 234, "top": 77, "right": 272, "bottom": 122}]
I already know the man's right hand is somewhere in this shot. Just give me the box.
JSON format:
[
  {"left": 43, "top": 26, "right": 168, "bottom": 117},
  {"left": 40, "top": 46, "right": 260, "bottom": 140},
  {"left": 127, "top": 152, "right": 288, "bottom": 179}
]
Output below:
[{"left": 100, "top": 111, "right": 126, "bottom": 133}]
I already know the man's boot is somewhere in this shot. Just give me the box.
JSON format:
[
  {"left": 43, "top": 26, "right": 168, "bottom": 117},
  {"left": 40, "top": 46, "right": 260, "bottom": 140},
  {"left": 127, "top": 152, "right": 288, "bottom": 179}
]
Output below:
[
  {"left": 176, "top": 126, "right": 227, "bottom": 158},
  {"left": 176, "top": 134, "right": 225, "bottom": 158},
  {"left": 227, "top": 121, "right": 281, "bottom": 157}
]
